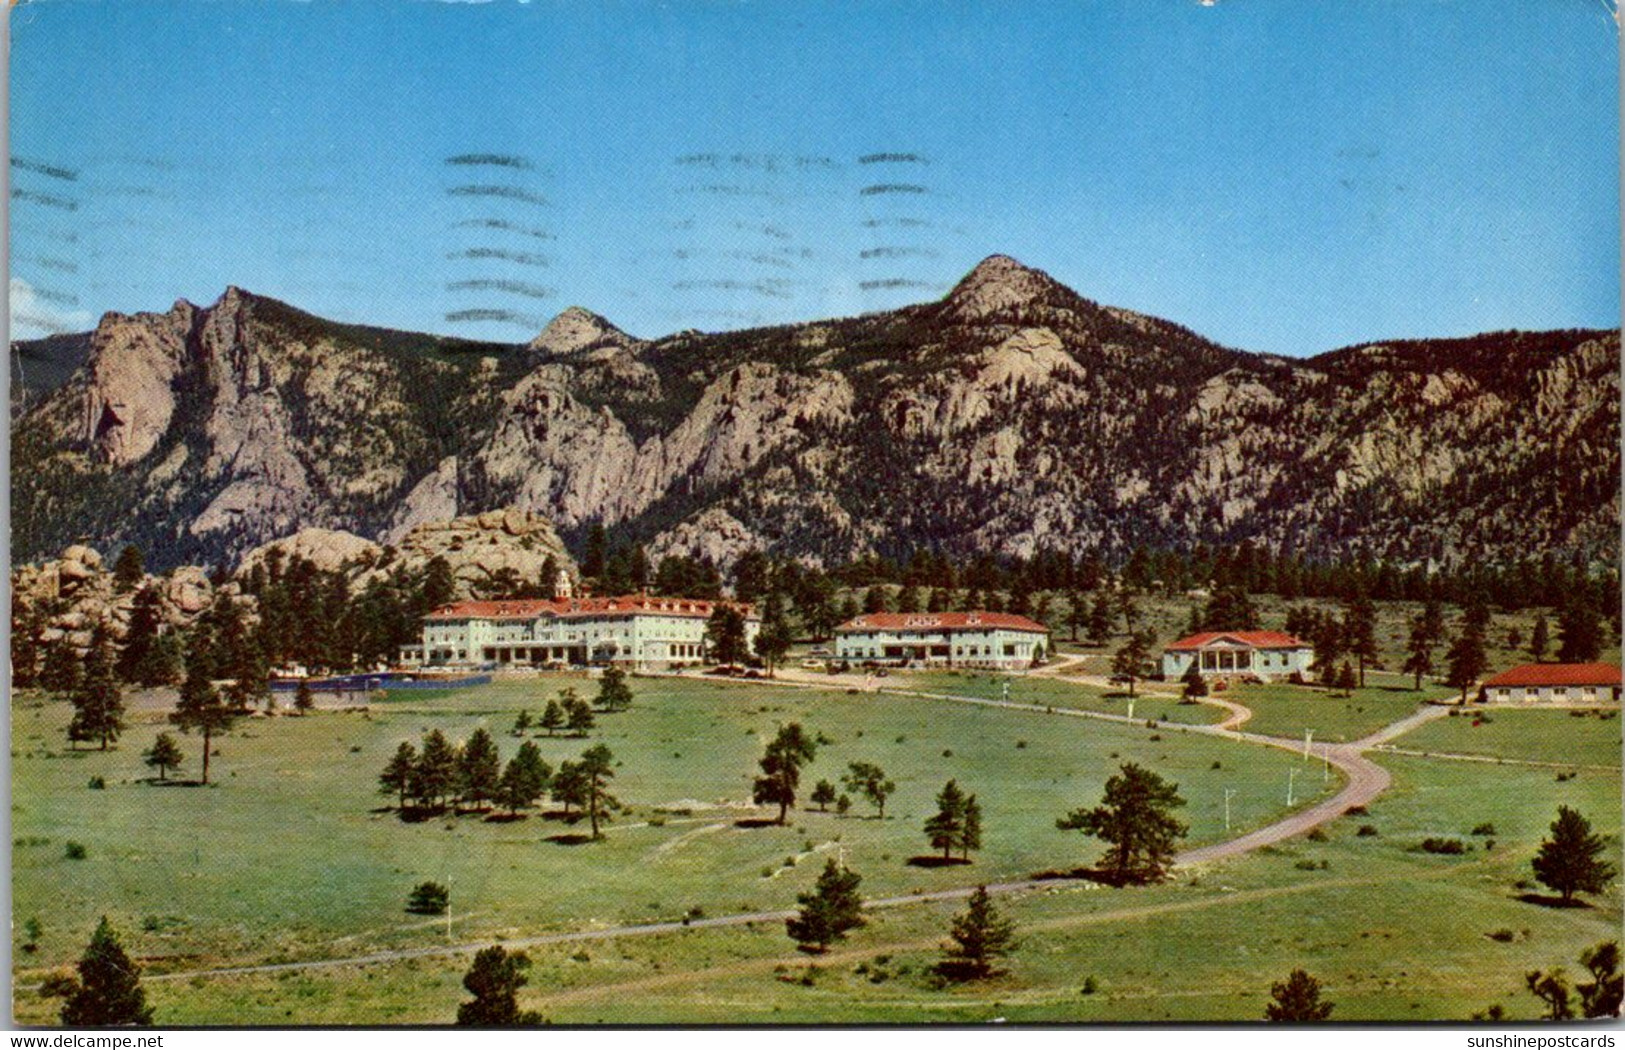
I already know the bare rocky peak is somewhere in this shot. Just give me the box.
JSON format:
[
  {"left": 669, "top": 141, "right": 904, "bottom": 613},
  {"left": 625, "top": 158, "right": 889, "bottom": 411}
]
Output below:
[
  {"left": 941, "top": 254, "right": 1068, "bottom": 321},
  {"left": 527, "top": 306, "right": 635, "bottom": 357}
]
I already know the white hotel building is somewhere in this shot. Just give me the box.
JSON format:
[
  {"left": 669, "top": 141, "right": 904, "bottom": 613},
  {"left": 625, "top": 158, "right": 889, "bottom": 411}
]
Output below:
[
  {"left": 833, "top": 611, "right": 1050, "bottom": 669},
  {"left": 401, "top": 575, "right": 757, "bottom": 670}
]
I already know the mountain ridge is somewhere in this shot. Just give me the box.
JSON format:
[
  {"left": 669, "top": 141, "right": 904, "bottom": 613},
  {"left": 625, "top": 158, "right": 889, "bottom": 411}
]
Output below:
[{"left": 11, "top": 256, "right": 1620, "bottom": 574}]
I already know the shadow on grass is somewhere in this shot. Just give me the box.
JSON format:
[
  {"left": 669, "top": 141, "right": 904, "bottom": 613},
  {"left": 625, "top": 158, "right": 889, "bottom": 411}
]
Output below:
[
  {"left": 734, "top": 818, "right": 783, "bottom": 829},
  {"left": 484, "top": 812, "right": 529, "bottom": 823},
  {"left": 906, "top": 855, "right": 973, "bottom": 869},
  {"left": 145, "top": 778, "right": 206, "bottom": 788},
  {"left": 545, "top": 833, "right": 599, "bottom": 846},
  {"left": 1517, "top": 893, "right": 1594, "bottom": 909}
]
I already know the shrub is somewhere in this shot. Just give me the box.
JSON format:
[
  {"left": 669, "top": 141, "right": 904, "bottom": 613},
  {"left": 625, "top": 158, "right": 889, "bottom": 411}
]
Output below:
[
  {"left": 1471, "top": 823, "right": 1496, "bottom": 836},
  {"left": 1488, "top": 929, "right": 1515, "bottom": 943},
  {"left": 64, "top": 841, "right": 87, "bottom": 860},
  {"left": 87, "top": 776, "right": 106, "bottom": 790},
  {"left": 1356, "top": 825, "right": 1379, "bottom": 837},
  {"left": 1080, "top": 976, "right": 1098, "bottom": 995},
  {"left": 1346, "top": 805, "right": 1368, "bottom": 816},
  {"left": 1420, "top": 837, "right": 1467, "bottom": 855},
  {"left": 406, "top": 880, "right": 450, "bottom": 915},
  {"left": 1306, "top": 828, "right": 1327, "bottom": 842}
]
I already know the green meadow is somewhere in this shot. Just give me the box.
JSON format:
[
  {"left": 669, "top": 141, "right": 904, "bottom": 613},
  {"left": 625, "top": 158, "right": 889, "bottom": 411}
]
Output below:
[
  {"left": 1389, "top": 707, "right": 1623, "bottom": 768},
  {"left": 12, "top": 672, "right": 1335, "bottom": 1023},
  {"left": 22, "top": 744, "right": 1614, "bottom": 1025}
]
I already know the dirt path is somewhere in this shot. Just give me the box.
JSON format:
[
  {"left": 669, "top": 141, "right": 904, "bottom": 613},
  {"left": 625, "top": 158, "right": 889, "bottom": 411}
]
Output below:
[{"left": 58, "top": 678, "right": 1451, "bottom": 990}]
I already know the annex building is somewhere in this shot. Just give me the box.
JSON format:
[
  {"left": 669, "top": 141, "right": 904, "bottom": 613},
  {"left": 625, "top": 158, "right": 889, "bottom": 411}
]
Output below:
[
  {"left": 1160, "top": 630, "right": 1314, "bottom": 682},
  {"left": 833, "top": 611, "right": 1050, "bottom": 669},
  {"left": 401, "top": 572, "right": 758, "bottom": 670},
  {"left": 1480, "top": 663, "right": 1622, "bottom": 704}
]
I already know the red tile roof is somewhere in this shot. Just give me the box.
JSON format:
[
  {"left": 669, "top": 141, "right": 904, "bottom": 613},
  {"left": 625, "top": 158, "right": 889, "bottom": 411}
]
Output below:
[
  {"left": 426, "top": 596, "right": 753, "bottom": 622},
  {"left": 1165, "top": 630, "right": 1310, "bottom": 651},
  {"left": 1482, "top": 663, "right": 1622, "bottom": 688},
  {"left": 835, "top": 611, "right": 1049, "bottom": 634}
]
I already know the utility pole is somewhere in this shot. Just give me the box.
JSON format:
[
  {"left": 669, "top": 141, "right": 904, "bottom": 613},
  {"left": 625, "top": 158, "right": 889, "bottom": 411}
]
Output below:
[
  {"left": 1303, "top": 728, "right": 1313, "bottom": 761},
  {"left": 1224, "top": 788, "right": 1236, "bottom": 832},
  {"left": 1287, "top": 768, "right": 1297, "bottom": 808},
  {"left": 1127, "top": 696, "right": 1136, "bottom": 721}
]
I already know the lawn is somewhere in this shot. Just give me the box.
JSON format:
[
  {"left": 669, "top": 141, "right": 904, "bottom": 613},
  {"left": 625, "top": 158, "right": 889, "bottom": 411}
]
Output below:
[
  {"left": 35, "top": 748, "right": 1615, "bottom": 1024},
  {"left": 11, "top": 672, "right": 1333, "bottom": 1010},
  {"left": 896, "top": 671, "right": 1223, "bottom": 726},
  {"left": 1389, "top": 707, "right": 1623, "bottom": 768},
  {"left": 1226, "top": 681, "right": 1454, "bottom": 742}
]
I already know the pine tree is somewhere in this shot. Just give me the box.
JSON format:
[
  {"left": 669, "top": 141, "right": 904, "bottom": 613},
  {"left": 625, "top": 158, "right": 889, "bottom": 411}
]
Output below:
[
  {"left": 565, "top": 694, "right": 596, "bottom": 737},
  {"left": 112, "top": 545, "right": 145, "bottom": 593},
  {"left": 293, "top": 679, "right": 315, "bottom": 715},
  {"left": 1557, "top": 592, "right": 1605, "bottom": 663},
  {"left": 841, "top": 761, "right": 895, "bottom": 819},
  {"left": 170, "top": 633, "right": 235, "bottom": 784},
  {"left": 116, "top": 585, "right": 167, "bottom": 685},
  {"left": 60, "top": 918, "right": 154, "bottom": 1026},
  {"left": 380, "top": 741, "right": 418, "bottom": 811},
  {"left": 415, "top": 730, "right": 459, "bottom": 811},
  {"left": 754, "top": 592, "right": 794, "bottom": 675},
  {"left": 578, "top": 744, "right": 619, "bottom": 839},
  {"left": 551, "top": 759, "right": 588, "bottom": 817},
  {"left": 69, "top": 641, "right": 125, "bottom": 751},
  {"left": 924, "top": 780, "right": 967, "bottom": 860},
  {"left": 1530, "top": 613, "right": 1551, "bottom": 663},
  {"left": 1342, "top": 593, "right": 1379, "bottom": 687},
  {"left": 1444, "top": 623, "right": 1488, "bottom": 704},
  {"left": 1086, "top": 591, "right": 1113, "bottom": 646},
  {"left": 810, "top": 779, "right": 837, "bottom": 812},
  {"left": 753, "top": 723, "right": 818, "bottom": 824},
  {"left": 143, "top": 733, "right": 184, "bottom": 781},
  {"left": 457, "top": 728, "right": 502, "bottom": 811},
  {"left": 1057, "top": 763, "right": 1188, "bottom": 884},
  {"left": 595, "top": 665, "right": 634, "bottom": 711},
  {"left": 786, "top": 859, "right": 865, "bottom": 952},
  {"left": 1402, "top": 614, "right": 1437, "bottom": 690},
  {"left": 1111, "top": 630, "right": 1154, "bottom": 697},
  {"left": 940, "top": 886, "right": 1016, "bottom": 980},
  {"left": 456, "top": 946, "right": 541, "bottom": 1025},
  {"left": 1265, "top": 969, "right": 1334, "bottom": 1021},
  {"left": 704, "top": 605, "right": 750, "bottom": 666},
  {"left": 961, "top": 795, "right": 983, "bottom": 861},
  {"left": 40, "top": 635, "right": 82, "bottom": 695},
  {"left": 1533, "top": 807, "right": 1616, "bottom": 905},
  {"left": 540, "top": 699, "right": 565, "bottom": 736},
  {"left": 1578, "top": 941, "right": 1624, "bottom": 1019},
  {"left": 495, "top": 741, "right": 552, "bottom": 816}
]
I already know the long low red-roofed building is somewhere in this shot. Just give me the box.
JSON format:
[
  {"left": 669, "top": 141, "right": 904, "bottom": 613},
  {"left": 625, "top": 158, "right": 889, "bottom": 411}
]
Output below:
[
  {"left": 833, "top": 611, "right": 1050, "bottom": 669},
  {"left": 401, "top": 569, "right": 757, "bottom": 670},
  {"left": 1480, "top": 663, "right": 1621, "bottom": 704}
]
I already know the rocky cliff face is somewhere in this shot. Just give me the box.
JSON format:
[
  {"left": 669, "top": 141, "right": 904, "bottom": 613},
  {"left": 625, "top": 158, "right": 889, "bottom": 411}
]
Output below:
[{"left": 12, "top": 256, "right": 1620, "bottom": 575}]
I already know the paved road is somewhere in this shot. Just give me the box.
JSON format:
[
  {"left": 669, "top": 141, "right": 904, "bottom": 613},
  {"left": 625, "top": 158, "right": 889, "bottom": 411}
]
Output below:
[{"left": 72, "top": 679, "right": 1450, "bottom": 989}]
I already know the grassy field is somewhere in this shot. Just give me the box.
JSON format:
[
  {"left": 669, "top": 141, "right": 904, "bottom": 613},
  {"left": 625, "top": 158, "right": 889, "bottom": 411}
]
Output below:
[
  {"left": 891, "top": 670, "right": 1223, "bottom": 726},
  {"left": 1225, "top": 681, "right": 1454, "bottom": 742},
  {"left": 26, "top": 746, "right": 1615, "bottom": 1024},
  {"left": 11, "top": 673, "right": 1335, "bottom": 1011},
  {"left": 1389, "top": 707, "right": 1623, "bottom": 768}
]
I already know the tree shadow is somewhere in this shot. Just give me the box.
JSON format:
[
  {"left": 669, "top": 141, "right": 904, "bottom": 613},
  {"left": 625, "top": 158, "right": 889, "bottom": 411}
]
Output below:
[
  {"left": 145, "top": 778, "right": 206, "bottom": 788},
  {"left": 1516, "top": 893, "right": 1594, "bottom": 909},
  {"left": 484, "top": 812, "right": 529, "bottom": 823},
  {"left": 906, "top": 855, "right": 973, "bottom": 868},
  {"left": 545, "top": 833, "right": 598, "bottom": 846},
  {"left": 734, "top": 818, "right": 782, "bottom": 829}
]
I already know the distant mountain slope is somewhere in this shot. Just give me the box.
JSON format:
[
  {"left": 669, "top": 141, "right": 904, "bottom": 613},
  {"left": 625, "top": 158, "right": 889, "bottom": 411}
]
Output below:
[{"left": 11, "top": 256, "right": 1619, "bottom": 572}]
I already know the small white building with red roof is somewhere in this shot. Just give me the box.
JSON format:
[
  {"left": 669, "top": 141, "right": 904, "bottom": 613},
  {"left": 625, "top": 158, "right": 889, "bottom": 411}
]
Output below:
[
  {"left": 833, "top": 611, "right": 1050, "bottom": 669},
  {"left": 403, "top": 570, "right": 757, "bottom": 670},
  {"left": 1160, "top": 630, "right": 1314, "bottom": 682},
  {"left": 1480, "top": 663, "right": 1621, "bottom": 704}
]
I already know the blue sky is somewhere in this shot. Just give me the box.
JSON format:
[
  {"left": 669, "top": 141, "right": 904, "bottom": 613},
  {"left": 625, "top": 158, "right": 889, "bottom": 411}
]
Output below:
[{"left": 9, "top": 0, "right": 1619, "bottom": 356}]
